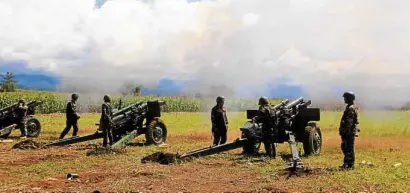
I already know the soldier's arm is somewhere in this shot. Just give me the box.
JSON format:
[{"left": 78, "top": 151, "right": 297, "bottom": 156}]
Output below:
[
  {"left": 224, "top": 110, "right": 229, "bottom": 125},
  {"left": 102, "top": 104, "right": 112, "bottom": 122},
  {"left": 101, "top": 104, "right": 107, "bottom": 120},
  {"left": 211, "top": 108, "right": 217, "bottom": 128},
  {"left": 69, "top": 102, "right": 79, "bottom": 117}
]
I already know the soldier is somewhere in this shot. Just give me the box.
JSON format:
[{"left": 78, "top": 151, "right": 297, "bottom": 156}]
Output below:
[
  {"left": 257, "top": 97, "right": 276, "bottom": 158},
  {"left": 100, "top": 95, "right": 114, "bottom": 147},
  {"left": 15, "top": 99, "right": 28, "bottom": 139},
  {"left": 59, "top": 93, "right": 80, "bottom": 139},
  {"left": 339, "top": 91, "right": 359, "bottom": 170},
  {"left": 211, "top": 96, "right": 229, "bottom": 146}
]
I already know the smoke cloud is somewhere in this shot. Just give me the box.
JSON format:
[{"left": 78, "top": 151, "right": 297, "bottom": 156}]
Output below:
[{"left": 1, "top": 0, "right": 410, "bottom": 108}]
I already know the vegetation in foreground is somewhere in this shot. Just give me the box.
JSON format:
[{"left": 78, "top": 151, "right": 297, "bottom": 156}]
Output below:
[{"left": 0, "top": 111, "right": 409, "bottom": 192}]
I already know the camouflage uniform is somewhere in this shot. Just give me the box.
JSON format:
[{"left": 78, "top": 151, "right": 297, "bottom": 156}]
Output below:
[
  {"left": 339, "top": 92, "right": 359, "bottom": 169},
  {"left": 15, "top": 100, "right": 28, "bottom": 137},
  {"left": 60, "top": 94, "right": 80, "bottom": 139},
  {"left": 257, "top": 97, "right": 275, "bottom": 158},
  {"left": 101, "top": 95, "right": 114, "bottom": 147},
  {"left": 211, "top": 96, "right": 229, "bottom": 146}
]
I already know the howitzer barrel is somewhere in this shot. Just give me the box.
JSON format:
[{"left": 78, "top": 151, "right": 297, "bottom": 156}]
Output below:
[
  {"left": 27, "top": 100, "right": 43, "bottom": 107},
  {"left": 0, "top": 103, "right": 17, "bottom": 112},
  {"left": 285, "top": 97, "right": 304, "bottom": 108},
  {"left": 272, "top": 99, "right": 289, "bottom": 111},
  {"left": 303, "top": 100, "right": 312, "bottom": 107},
  {"left": 112, "top": 102, "right": 143, "bottom": 117}
]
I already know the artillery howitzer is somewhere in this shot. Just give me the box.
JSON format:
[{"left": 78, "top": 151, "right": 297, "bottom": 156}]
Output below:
[
  {"left": 45, "top": 100, "right": 168, "bottom": 148},
  {"left": 178, "top": 97, "right": 322, "bottom": 169},
  {"left": 0, "top": 101, "right": 43, "bottom": 138}
]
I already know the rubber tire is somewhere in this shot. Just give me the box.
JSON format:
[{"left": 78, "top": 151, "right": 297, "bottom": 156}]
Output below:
[
  {"left": 243, "top": 141, "right": 261, "bottom": 155},
  {"left": 303, "top": 122, "right": 322, "bottom": 156},
  {"left": 145, "top": 118, "right": 167, "bottom": 145},
  {"left": 26, "top": 117, "right": 41, "bottom": 138}
]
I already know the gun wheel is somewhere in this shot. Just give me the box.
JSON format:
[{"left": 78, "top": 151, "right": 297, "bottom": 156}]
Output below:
[
  {"left": 146, "top": 118, "right": 167, "bottom": 145},
  {"left": 303, "top": 122, "right": 322, "bottom": 156},
  {"left": 26, "top": 117, "right": 41, "bottom": 138}
]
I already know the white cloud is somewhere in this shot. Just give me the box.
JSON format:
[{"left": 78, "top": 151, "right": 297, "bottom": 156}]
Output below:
[{"left": 0, "top": 0, "right": 410, "bottom": 108}]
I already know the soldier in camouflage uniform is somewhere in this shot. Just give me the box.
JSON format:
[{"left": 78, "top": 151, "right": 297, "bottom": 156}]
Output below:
[
  {"left": 211, "top": 96, "right": 229, "bottom": 146},
  {"left": 339, "top": 92, "right": 359, "bottom": 170},
  {"left": 100, "top": 95, "right": 114, "bottom": 147},
  {"left": 15, "top": 99, "right": 28, "bottom": 139},
  {"left": 257, "top": 97, "right": 276, "bottom": 158},
  {"left": 59, "top": 93, "right": 80, "bottom": 139}
]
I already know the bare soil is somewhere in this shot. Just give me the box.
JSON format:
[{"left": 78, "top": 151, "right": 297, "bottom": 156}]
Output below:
[{"left": 0, "top": 132, "right": 409, "bottom": 192}]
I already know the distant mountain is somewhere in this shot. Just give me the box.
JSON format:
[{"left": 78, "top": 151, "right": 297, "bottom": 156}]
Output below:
[
  {"left": 5, "top": 73, "right": 302, "bottom": 98},
  {"left": 15, "top": 74, "right": 61, "bottom": 91}
]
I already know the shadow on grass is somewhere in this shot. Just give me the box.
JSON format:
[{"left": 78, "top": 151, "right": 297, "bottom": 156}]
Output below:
[{"left": 125, "top": 142, "right": 147, "bottom": 147}]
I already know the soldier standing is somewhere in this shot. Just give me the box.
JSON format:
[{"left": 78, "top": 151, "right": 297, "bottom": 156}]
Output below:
[
  {"left": 59, "top": 93, "right": 80, "bottom": 139},
  {"left": 100, "top": 95, "right": 114, "bottom": 147},
  {"left": 15, "top": 99, "right": 28, "bottom": 139},
  {"left": 339, "top": 92, "right": 359, "bottom": 170},
  {"left": 257, "top": 97, "right": 276, "bottom": 158},
  {"left": 211, "top": 96, "right": 229, "bottom": 146}
]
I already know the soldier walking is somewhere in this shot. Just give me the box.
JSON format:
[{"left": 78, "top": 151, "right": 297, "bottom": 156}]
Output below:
[
  {"left": 100, "top": 95, "right": 114, "bottom": 147},
  {"left": 257, "top": 97, "right": 276, "bottom": 158},
  {"left": 211, "top": 96, "right": 229, "bottom": 146},
  {"left": 59, "top": 93, "right": 80, "bottom": 139},
  {"left": 339, "top": 92, "right": 359, "bottom": 170},
  {"left": 15, "top": 99, "right": 28, "bottom": 139}
]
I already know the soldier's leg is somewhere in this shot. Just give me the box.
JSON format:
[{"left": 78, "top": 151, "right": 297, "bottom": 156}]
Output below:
[
  {"left": 22, "top": 119, "right": 27, "bottom": 137},
  {"left": 107, "top": 126, "right": 114, "bottom": 146},
  {"left": 263, "top": 138, "right": 272, "bottom": 157},
  {"left": 345, "top": 136, "right": 355, "bottom": 167},
  {"left": 102, "top": 126, "right": 108, "bottom": 147},
  {"left": 341, "top": 136, "right": 347, "bottom": 165},
  {"left": 213, "top": 130, "right": 221, "bottom": 145},
  {"left": 72, "top": 120, "right": 79, "bottom": 137},
  {"left": 18, "top": 120, "right": 26, "bottom": 137},
  {"left": 59, "top": 120, "right": 72, "bottom": 139},
  {"left": 220, "top": 130, "right": 227, "bottom": 145}
]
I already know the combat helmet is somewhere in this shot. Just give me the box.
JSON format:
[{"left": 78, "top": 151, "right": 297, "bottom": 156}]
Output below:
[
  {"left": 216, "top": 96, "right": 225, "bottom": 103},
  {"left": 258, "top": 96, "right": 269, "bottom": 105},
  {"left": 71, "top": 93, "right": 79, "bottom": 100},
  {"left": 104, "top": 95, "right": 111, "bottom": 102},
  {"left": 342, "top": 92, "right": 355, "bottom": 100}
]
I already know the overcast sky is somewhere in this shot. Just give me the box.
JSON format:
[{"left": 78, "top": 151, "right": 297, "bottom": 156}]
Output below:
[{"left": 0, "top": 0, "right": 410, "bottom": 107}]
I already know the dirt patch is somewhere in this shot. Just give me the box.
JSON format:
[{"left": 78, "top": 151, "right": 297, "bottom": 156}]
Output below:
[
  {"left": 278, "top": 166, "right": 334, "bottom": 178},
  {"left": 12, "top": 140, "right": 45, "bottom": 150},
  {"left": 141, "top": 152, "right": 188, "bottom": 165},
  {"left": 86, "top": 146, "right": 126, "bottom": 156}
]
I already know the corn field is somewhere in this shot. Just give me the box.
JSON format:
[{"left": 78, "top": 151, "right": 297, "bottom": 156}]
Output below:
[{"left": 0, "top": 90, "right": 351, "bottom": 114}]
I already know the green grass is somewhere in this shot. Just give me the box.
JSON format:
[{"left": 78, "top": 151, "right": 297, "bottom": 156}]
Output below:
[
  {"left": 2, "top": 111, "right": 410, "bottom": 192},
  {"left": 31, "top": 111, "right": 410, "bottom": 137}
]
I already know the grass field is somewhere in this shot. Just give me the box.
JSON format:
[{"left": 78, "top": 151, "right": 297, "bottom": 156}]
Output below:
[{"left": 0, "top": 111, "right": 409, "bottom": 192}]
